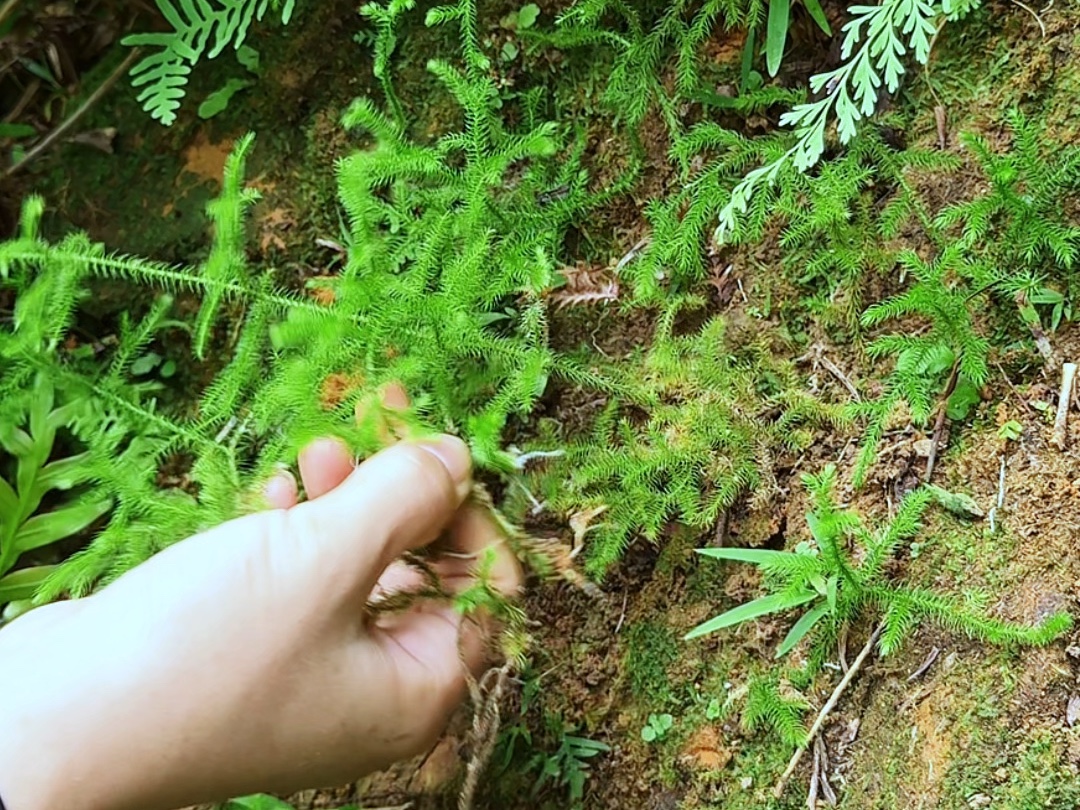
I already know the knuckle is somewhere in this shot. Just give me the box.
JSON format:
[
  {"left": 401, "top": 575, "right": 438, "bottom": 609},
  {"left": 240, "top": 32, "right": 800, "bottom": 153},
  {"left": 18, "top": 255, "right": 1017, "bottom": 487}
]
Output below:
[{"left": 383, "top": 443, "right": 456, "bottom": 505}]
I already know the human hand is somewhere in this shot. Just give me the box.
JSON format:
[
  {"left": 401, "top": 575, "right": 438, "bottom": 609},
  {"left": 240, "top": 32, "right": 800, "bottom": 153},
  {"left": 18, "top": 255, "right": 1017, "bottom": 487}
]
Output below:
[{"left": 0, "top": 432, "right": 521, "bottom": 810}]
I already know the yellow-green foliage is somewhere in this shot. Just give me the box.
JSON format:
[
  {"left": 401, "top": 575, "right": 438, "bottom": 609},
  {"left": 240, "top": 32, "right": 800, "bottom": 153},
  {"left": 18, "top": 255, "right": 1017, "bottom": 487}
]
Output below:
[
  {"left": 536, "top": 306, "right": 846, "bottom": 577},
  {"left": 0, "top": 0, "right": 620, "bottom": 597}
]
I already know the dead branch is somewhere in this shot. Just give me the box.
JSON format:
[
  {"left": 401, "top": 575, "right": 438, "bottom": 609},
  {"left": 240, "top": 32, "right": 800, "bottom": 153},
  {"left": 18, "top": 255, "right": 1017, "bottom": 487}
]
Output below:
[
  {"left": 1053, "top": 362, "right": 1077, "bottom": 450},
  {"left": 775, "top": 623, "right": 883, "bottom": 799},
  {"left": 925, "top": 358, "right": 961, "bottom": 482},
  {"left": 906, "top": 646, "right": 941, "bottom": 682},
  {"left": 5, "top": 49, "right": 141, "bottom": 178}
]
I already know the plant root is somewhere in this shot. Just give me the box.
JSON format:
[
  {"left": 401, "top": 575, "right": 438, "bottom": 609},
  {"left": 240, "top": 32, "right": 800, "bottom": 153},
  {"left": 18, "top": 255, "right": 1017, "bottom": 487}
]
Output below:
[{"left": 457, "top": 657, "right": 513, "bottom": 810}]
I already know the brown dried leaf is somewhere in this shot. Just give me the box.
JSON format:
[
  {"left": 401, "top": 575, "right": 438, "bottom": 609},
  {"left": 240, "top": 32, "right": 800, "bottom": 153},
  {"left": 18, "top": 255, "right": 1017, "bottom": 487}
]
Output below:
[
  {"left": 519, "top": 535, "right": 603, "bottom": 598},
  {"left": 320, "top": 372, "right": 365, "bottom": 410},
  {"left": 257, "top": 207, "right": 296, "bottom": 253},
  {"left": 549, "top": 263, "right": 619, "bottom": 308},
  {"left": 569, "top": 504, "right": 608, "bottom": 551}
]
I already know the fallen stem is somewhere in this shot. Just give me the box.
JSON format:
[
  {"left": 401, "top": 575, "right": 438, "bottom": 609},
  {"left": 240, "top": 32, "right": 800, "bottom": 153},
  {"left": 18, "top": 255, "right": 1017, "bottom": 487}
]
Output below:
[
  {"left": 5, "top": 49, "right": 141, "bottom": 178},
  {"left": 774, "top": 623, "right": 884, "bottom": 799},
  {"left": 925, "top": 358, "right": 961, "bottom": 482},
  {"left": 1053, "top": 362, "right": 1077, "bottom": 450}
]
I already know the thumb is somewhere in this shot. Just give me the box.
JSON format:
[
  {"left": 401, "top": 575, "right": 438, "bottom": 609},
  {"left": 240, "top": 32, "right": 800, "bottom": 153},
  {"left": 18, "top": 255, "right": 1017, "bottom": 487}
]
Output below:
[{"left": 288, "top": 435, "right": 473, "bottom": 598}]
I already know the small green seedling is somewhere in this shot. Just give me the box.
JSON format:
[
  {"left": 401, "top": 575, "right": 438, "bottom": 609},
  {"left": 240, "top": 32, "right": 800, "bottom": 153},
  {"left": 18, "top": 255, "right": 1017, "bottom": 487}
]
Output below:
[
  {"left": 131, "top": 351, "right": 178, "bottom": 379},
  {"left": 705, "top": 697, "right": 723, "bottom": 721},
  {"left": 500, "top": 2, "right": 540, "bottom": 30},
  {"left": 530, "top": 729, "right": 610, "bottom": 807},
  {"left": 641, "top": 713, "right": 674, "bottom": 743},
  {"left": 998, "top": 420, "right": 1023, "bottom": 441},
  {"left": 198, "top": 46, "right": 261, "bottom": 120}
]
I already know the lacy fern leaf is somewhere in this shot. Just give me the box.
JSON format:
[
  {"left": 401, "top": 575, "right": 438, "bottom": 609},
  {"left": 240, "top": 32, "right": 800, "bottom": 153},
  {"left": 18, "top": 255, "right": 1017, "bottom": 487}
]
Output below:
[
  {"left": 716, "top": 0, "right": 981, "bottom": 241},
  {"left": 124, "top": 0, "right": 297, "bottom": 125}
]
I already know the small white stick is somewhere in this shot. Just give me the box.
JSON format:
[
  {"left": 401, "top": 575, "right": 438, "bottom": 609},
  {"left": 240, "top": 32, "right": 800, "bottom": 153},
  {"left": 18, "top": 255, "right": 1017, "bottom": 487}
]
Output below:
[
  {"left": 512, "top": 449, "right": 566, "bottom": 469},
  {"left": 774, "top": 624, "right": 883, "bottom": 799},
  {"left": 1053, "top": 362, "right": 1077, "bottom": 450},
  {"left": 988, "top": 453, "right": 1007, "bottom": 533}
]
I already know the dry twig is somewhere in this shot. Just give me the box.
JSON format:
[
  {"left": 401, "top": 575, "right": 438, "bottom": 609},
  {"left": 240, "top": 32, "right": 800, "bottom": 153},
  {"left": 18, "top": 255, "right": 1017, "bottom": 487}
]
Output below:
[
  {"left": 837, "top": 623, "right": 849, "bottom": 675},
  {"left": 925, "top": 358, "right": 960, "bottom": 482},
  {"left": 1053, "top": 362, "right": 1077, "bottom": 450},
  {"left": 988, "top": 453, "right": 1007, "bottom": 534},
  {"left": 5, "top": 49, "right": 141, "bottom": 178},
  {"left": 613, "top": 589, "right": 629, "bottom": 635},
  {"left": 775, "top": 624, "right": 883, "bottom": 799},
  {"left": 934, "top": 105, "right": 947, "bottom": 150},
  {"left": 797, "top": 344, "right": 860, "bottom": 401},
  {"left": 614, "top": 237, "right": 649, "bottom": 274},
  {"left": 907, "top": 646, "right": 941, "bottom": 681}
]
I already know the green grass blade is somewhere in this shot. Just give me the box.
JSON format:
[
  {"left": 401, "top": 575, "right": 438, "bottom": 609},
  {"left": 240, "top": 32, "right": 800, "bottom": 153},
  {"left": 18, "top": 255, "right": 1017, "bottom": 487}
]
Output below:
[
  {"left": 765, "top": 0, "right": 789, "bottom": 77},
  {"left": 0, "top": 565, "right": 56, "bottom": 603},
  {"left": 802, "top": 0, "right": 832, "bottom": 36},
  {"left": 695, "top": 547, "right": 803, "bottom": 565},
  {"left": 740, "top": 25, "right": 756, "bottom": 90},
  {"left": 14, "top": 498, "right": 112, "bottom": 554},
  {"left": 685, "top": 590, "right": 818, "bottom": 640},
  {"left": 775, "top": 602, "right": 829, "bottom": 657}
]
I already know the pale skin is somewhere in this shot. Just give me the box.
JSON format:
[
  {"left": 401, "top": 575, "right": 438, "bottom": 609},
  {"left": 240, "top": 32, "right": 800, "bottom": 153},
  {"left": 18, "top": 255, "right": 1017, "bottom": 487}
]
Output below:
[{"left": 0, "top": 431, "right": 521, "bottom": 810}]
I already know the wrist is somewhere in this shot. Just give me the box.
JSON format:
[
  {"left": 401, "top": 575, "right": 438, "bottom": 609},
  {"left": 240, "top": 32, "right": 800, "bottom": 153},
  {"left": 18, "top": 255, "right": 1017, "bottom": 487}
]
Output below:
[
  {"left": 0, "top": 602, "right": 83, "bottom": 810},
  {"left": 0, "top": 598, "right": 160, "bottom": 810}
]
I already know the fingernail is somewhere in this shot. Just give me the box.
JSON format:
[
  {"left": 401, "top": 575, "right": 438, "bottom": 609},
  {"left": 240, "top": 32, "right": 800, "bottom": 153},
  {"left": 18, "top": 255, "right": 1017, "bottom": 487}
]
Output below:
[
  {"left": 263, "top": 469, "right": 297, "bottom": 508},
  {"left": 417, "top": 435, "right": 472, "bottom": 501},
  {"left": 380, "top": 382, "right": 410, "bottom": 411}
]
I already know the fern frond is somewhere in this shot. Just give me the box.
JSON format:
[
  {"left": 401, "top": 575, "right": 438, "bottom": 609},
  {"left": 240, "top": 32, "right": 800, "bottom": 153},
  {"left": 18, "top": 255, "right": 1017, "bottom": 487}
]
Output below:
[{"left": 124, "top": 0, "right": 297, "bottom": 125}]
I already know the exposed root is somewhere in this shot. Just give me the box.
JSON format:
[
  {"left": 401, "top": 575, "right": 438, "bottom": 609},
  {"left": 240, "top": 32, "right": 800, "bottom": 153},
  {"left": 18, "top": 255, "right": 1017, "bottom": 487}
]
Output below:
[{"left": 457, "top": 658, "right": 513, "bottom": 810}]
